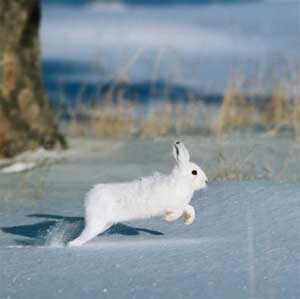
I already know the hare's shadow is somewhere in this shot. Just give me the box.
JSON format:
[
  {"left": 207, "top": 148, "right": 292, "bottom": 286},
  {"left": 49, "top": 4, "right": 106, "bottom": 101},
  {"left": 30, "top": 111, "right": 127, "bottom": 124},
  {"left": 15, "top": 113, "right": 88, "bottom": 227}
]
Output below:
[{"left": 1, "top": 214, "right": 163, "bottom": 246}]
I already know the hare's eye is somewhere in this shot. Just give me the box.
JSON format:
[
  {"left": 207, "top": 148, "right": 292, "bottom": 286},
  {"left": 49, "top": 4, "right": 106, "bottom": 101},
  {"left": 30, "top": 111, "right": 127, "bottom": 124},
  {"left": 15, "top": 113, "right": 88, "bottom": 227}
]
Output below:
[{"left": 192, "top": 170, "right": 197, "bottom": 175}]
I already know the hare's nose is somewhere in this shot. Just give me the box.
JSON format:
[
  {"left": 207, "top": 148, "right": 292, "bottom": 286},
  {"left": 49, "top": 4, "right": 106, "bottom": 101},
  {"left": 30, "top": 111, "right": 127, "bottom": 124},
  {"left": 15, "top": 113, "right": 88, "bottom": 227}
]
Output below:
[{"left": 205, "top": 180, "right": 208, "bottom": 184}]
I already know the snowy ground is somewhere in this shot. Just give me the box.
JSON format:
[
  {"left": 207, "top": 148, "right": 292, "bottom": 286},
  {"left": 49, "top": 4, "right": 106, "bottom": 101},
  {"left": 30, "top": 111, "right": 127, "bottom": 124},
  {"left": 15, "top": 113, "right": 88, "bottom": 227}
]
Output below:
[{"left": 0, "top": 137, "right": 299, "bottom": 298}]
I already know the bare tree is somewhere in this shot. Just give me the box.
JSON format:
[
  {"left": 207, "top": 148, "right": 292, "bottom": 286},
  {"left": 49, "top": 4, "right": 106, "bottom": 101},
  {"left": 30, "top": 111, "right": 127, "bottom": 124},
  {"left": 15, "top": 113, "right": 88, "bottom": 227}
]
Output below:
[{"left": 0, "top": 0, "right": 66, "bottom": 157}]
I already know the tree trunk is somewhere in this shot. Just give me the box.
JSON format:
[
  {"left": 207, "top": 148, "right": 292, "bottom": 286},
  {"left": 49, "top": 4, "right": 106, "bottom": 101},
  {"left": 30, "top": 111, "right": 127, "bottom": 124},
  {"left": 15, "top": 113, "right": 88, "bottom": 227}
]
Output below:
[{"left": 0, "top": 0, "right": 66, "bottom": 158}]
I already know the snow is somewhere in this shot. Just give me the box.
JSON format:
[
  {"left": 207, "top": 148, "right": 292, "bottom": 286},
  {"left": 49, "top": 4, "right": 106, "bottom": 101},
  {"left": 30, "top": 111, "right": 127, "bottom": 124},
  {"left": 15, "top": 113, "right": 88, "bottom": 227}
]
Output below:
[
  {"left": 0, "top": 137, "right": 299, "bottom": 298},
  {"left": 0, "top": 162, "right": 36, "bottom": 174},
  {"left": 0, "top": 147, "right": 76, "bottom": 174}
]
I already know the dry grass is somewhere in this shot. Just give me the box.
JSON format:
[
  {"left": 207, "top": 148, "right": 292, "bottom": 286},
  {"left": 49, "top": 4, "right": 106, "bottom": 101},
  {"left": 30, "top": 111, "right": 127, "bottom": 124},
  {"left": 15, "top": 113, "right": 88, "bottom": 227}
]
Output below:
[
  {"left": 141, "top": 102, "right": 173, "bottom": 138},
  {"left": 2, "top": 48, "right": 17, "bottom": 101},
  {"left": 63, "top": 75, "right": 300, "bottom": 140},
  {"left": 260, "top": 79, "right": 300, "bottom": 138},
  {"left": 211, "top": 74, "right": 300, "bottom": 139},
  {"left": 66, "top": 98, "right": 135, "bottom": 138},
  {"left": 62, "top": 89, "right": 208, "bottom": 139},
  {"left": 201, "top": 137, "right": 300, "bottom": 182},
  {"left": 261, "top": 83, "right": 291, "bottom": 129},
  {"left": 0, "top": 114, "right": 9, "bottom": 141},
  {"left": 48, "top": 53, "right": 300, "bottom": 141},
  {"left": 211, "top": 74, "right": 257, "bottom": 135},
  {"left": 89, "top": 99, "right": 135, "bottom": 138},
  {"left": 290, "top": 76, "right": 300, "bottom": 139}
]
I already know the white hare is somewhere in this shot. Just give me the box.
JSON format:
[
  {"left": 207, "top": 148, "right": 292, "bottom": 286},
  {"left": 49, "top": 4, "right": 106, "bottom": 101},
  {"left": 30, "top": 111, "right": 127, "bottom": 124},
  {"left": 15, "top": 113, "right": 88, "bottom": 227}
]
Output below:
[{"left": 68, "top": 141, "right": 207, "bottom": 246}]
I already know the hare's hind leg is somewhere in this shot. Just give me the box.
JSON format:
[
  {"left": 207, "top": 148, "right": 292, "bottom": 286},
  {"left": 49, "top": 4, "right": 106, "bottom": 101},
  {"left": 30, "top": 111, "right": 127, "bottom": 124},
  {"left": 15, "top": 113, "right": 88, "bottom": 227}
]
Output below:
[
  {"left": 164, "top": 209, "right": 183, "bottom": 221},
  {"left": 68, "top": 221, "right": 111, "bottom": 247}
]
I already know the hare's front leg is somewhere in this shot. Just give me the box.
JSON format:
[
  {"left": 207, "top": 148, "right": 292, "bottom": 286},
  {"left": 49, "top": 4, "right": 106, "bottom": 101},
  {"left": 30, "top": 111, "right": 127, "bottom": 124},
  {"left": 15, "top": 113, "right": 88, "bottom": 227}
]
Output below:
[
  {"left": 164, "top": 209, "right": 183, "bottom": 222},
  {"left": 183, "top": 205, "right": 195, "bottom": 225}
]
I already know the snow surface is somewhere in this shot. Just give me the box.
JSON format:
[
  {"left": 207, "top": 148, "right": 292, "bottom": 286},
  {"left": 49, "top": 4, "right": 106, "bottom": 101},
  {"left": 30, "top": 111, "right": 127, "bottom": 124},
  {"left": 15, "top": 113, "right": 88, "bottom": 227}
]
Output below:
[
  {"left": 1, "top": 162, "right": 37, "bottom": 174},
  {"left": 0, "top": 137, "right": 299, "bottom": 298}
]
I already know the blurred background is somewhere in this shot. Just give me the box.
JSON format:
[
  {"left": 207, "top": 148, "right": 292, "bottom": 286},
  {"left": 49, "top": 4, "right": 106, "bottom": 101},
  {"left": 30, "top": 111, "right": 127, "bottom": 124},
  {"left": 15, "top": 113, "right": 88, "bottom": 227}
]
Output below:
[
  {"left": 40, "top": 0, "right": 300, "bottom": 139},
  {"left": 0, "top": 0, "right": 300, "bottom": 177}
]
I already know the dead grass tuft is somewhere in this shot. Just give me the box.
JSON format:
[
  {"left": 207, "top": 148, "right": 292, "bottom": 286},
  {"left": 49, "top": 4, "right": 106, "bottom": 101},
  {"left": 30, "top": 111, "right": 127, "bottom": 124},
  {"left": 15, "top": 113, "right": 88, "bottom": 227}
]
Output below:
[
  {"left": 212, "top": 74, "right": 257, "bottom": 135},
  {"left": 62, "top": 90, "right": 209, "bottom": 139},
  {"left": 174, "top": 99, "right": 200, "bottom": 134},
  {"left": 140, "top": 102, "right": 173, "bottom": 138},
  {"left": 89, "top": 99, "right": 135, "bottom": 138},
  {"left": 262, "top": 82, "right": 290, "bottom": 128},
  {"left": 212, "top": 74, "right": 300, "bottom": 139},
  {"left": 66, "top": 98, "right": 135, "bottom": 138}
]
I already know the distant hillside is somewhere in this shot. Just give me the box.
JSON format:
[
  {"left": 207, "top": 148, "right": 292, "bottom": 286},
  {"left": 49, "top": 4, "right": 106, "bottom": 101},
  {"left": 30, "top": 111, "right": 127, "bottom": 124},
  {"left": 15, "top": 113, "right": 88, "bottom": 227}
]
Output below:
[
  {"left": 42, "top": 0, "right": 261, "bottom": 6},
  {"left": 133, "top": 0, "right": 260, "bottom": 4},
  {"left": 96, "top": 0, "right": 259, "bottom": 4}
]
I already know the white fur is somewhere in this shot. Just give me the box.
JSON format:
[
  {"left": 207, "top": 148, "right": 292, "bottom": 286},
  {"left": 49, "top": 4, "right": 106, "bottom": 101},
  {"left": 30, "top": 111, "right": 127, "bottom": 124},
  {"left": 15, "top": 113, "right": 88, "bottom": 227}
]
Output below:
[{"left": 68, "top": 141, "right": 207, "bottom": 246}]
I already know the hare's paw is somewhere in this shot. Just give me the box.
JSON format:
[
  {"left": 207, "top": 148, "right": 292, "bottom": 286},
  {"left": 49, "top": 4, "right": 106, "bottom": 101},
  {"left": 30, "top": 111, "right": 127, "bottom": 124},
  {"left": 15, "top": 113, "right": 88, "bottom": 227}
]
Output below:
[
  {"left": 164, "top": 210, "right": 182, "bottom": 222},
  {"left": 183, "top": 205, "right": 195, "bottom": 225},
  {"left": 184, "top": 213, "right": 194, "bottom": 225}
]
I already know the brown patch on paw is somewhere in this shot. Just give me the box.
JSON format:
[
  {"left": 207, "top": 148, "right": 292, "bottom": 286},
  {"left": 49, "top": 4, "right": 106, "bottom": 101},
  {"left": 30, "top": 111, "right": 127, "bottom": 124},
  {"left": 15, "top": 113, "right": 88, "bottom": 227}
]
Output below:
[
  {"left": 184, "top": 213, "right": 191, "bottom": 220},
  {"left": 184, "top": 212, "right": 192, "bottom": 224},
  {"left": 164, "top": 211, "right": 173, "bottom": 220}
]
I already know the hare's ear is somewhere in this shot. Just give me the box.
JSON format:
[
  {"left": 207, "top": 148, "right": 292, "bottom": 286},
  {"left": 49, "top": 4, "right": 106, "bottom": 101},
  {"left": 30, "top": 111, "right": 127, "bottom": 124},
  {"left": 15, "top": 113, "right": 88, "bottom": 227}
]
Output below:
[{"left": 173, "top": 141, "right": 190, "bottom": 166}]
